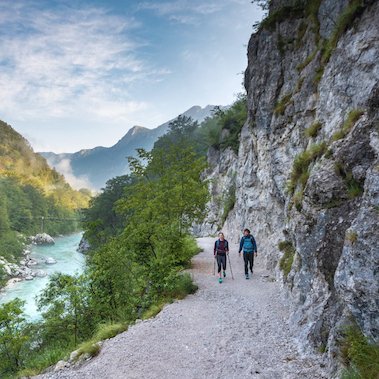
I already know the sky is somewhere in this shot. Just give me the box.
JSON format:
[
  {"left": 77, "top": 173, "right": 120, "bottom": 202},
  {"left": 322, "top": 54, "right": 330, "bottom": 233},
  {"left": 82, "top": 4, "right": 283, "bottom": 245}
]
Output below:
[{"left": 0, "top": 0, "right": 264, "bottom": 153}]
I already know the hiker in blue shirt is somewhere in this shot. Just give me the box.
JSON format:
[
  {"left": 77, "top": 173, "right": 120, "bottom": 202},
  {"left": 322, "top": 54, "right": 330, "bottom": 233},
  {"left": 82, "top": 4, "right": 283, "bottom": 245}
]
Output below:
[
  {"left": 214, "top": 232, "right": 229, "bottom": 284},
  {"left": 239, "top": 228, "right": 257, "bottom": 279}
]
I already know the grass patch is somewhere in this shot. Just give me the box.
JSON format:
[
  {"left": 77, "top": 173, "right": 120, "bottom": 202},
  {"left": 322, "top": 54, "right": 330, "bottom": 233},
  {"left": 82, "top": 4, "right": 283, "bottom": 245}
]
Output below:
[
  {"left": 335, "top": 162, "right": 364, "bottom": 198},
  {"left": 76, "top": 341, "right": 101, "bottom": 359},
  {"left": 321, "top": 0, "right": 366, "bottom": 65},
  {"left": 274, "top": 93, "right": 293, "bottom": 115},
  {"left": 94, "top": 322, "right": 128, "bottom": 341},
  {"left": 331, "top": 109, "right": 364, "bottom": 141},
  {"left": 305, "top": 121, "right": 322, "bottom": 138},
  {"left": 17, "top": 345, "right": 70, "bottom": 377},
  {"left": 313, "top": 66, "right": 325, "bottom": 86},
  {"left": 288, "top": 142, "right": 327, "bottom": 195},
  {"left": 260, "top": 3, "right": 305, "bottom": 31},
  {"left": 295, "top": 77, "right": 305, "bottom": 93},
  {"left": 278, "top": 241, "right": 296, "bottom": 278},
  {"left": 297, "top": 48, "right": 318, "bottom": 72},
  {"left": 340, "top": 324, "right": 379, "bottom": 379},
  {"left": 346, "top": 231, "right": 358, "bottom": 245},
  {"left": 143, "top": 272, "right": 198, "bottom": 320},
  {"left": 142, "top": 302, "right": 166, "bottom": 320}
]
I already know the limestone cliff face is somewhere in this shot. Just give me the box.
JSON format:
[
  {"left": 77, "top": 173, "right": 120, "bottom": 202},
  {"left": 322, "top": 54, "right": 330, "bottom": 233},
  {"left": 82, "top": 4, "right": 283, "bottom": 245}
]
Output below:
[{"left": 205, "top": 0, "right": 378, "bottom": 375}]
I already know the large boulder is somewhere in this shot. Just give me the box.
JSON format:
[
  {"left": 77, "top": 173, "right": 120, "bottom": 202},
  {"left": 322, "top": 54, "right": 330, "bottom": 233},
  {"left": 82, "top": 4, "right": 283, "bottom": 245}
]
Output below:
[{"left": 33, "top": 233, "right": 55, "bottom": 245}]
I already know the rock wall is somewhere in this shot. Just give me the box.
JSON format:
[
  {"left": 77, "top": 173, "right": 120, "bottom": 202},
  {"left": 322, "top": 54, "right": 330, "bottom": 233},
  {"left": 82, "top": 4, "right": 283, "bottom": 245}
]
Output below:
[{"left": 204, "top": 0, "right": 379, "bottom": 376}]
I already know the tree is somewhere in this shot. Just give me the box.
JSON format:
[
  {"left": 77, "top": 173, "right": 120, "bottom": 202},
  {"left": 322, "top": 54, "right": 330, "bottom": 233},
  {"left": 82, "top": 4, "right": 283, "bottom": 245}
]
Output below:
[{"left": 0, "top": 299, "right": 30, "bottom": 376}]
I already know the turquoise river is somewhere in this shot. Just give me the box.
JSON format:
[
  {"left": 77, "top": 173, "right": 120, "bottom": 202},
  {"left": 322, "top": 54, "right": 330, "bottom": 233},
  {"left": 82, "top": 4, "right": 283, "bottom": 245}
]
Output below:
[{"left": 0, "top": 232, "right": 85, "bottom": 320}]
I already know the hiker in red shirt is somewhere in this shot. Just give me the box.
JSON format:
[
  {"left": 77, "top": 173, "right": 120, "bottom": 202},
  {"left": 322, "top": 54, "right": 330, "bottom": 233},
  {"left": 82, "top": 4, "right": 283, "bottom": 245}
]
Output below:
[{"left": 214, "top": 232, "right": 229, "bottom": 283}]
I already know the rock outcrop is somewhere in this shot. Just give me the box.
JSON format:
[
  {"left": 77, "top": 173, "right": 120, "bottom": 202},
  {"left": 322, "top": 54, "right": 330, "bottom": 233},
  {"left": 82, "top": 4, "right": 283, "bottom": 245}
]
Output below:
[
  {"left": 32, "top": 233, "right": 55, "bottom": 245},
  {"left": 203, "top": 0, "right": 379, "bottom": 376}
]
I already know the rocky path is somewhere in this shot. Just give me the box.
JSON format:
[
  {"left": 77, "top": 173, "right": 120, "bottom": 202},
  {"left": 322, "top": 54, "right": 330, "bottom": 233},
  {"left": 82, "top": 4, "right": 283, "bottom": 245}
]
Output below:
[{"left": 37, "top": 238, "right": 327, "bottom": 379}]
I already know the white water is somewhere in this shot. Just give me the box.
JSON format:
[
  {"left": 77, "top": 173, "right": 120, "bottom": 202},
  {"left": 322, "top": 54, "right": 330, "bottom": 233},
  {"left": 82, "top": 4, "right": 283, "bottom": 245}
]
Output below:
[{"left": 0, "top": 232, "right": 85, "bottom": 320}]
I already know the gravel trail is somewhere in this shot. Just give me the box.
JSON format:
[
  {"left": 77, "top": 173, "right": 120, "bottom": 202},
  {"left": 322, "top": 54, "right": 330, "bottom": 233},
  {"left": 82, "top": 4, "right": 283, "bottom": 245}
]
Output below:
[{"left": 37, "top": 238, "right": 327, "bottom": 379}]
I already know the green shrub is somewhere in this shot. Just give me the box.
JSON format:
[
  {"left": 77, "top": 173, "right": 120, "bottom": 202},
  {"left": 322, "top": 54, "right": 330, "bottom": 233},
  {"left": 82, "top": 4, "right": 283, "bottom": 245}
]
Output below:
[
  {"left": 305, "top": 121, "right": 322, "bottom": 138},
  {"left": 332, "top": 109, "right": 364, "bottom": 141},
  {"left": 340, "top": 324, "right": 379, "bottom": 379},
  {"left": 259, "top": 3, "right": 305, "bottom": 31},
  {"left": 334, "top": 162, "right": 364, "bottom": 198},
  {"left": 274, "top": 93, "right": 293, "bottom": 115},
  {"left": 288, "top": 142, "right": 327, "bottom": 194},
  {"left": 321, "top": 0, "right": 366, "bottom": 65},
  {"left": 18, "top": 345, "right": 69, "bottom": 377},
  {"left": 278, "top": 241, "right": 296, "bottom": 278}
]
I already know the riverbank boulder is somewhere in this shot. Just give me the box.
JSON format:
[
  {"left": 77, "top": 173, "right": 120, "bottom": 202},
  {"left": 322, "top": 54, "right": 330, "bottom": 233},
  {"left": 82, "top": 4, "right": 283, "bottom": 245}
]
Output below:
[
  {"left": 45, "top": 257, "right": 57, "bottom": 265},
  {"left": 77, "top": 237, "right": 90, "bottom": 254},
  {"left": 33, "top": 233, "right": 55, "bottom": 245}
]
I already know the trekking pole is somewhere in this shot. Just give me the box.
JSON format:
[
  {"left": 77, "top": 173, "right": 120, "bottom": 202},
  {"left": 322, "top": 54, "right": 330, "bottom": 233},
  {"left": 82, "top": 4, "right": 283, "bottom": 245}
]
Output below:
[
  {"left": 227, "top": 254, "right": 234, "bottom": 280},
  {"left": 213, "top": 255, "right": 216, "bottom": 276}
]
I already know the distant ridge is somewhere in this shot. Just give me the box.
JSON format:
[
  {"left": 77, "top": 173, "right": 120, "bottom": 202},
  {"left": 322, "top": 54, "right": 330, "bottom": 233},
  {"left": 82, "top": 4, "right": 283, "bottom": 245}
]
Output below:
[{"left": 40, "top": 105, "right": 216, "bottom": 190}]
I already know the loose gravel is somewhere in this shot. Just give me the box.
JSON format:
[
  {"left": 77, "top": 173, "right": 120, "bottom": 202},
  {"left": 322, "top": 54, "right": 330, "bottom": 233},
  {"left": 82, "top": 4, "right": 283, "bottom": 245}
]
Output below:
[{"left": 36, "top": 238, "right": 327, "bottom": 379}]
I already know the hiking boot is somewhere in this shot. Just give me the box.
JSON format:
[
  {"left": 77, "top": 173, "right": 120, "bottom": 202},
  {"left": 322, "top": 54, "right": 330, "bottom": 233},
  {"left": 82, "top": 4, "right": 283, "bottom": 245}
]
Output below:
[
  {"left": 219, "top": 277, "right": 223, "bottom": 284},
  {"left": 250, "top": 269, "right": 253, "bottom": 275},
  {"left": 223, "top": 271, "right": 226, "bottom": 278},
  {"left": 245, "top": 274, "right": 249, "bottom": 280}
]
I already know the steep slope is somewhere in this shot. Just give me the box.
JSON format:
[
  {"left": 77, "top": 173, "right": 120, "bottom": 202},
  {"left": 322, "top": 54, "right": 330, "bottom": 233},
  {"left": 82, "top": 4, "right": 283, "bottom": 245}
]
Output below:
[
  {"left": 0, "top": 120, "right": 90, "bottom": 268},
  {"left": 202, "top": 0, "right": 378, "bottom": 375},
  {"left": 41, "top": 105, "right": 216, "bottom": 190}
]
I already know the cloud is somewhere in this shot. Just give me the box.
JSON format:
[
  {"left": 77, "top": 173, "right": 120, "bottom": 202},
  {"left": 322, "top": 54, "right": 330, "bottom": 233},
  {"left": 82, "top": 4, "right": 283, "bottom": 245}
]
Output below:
[
  {"left": 0, "top": 1, "right": 169, "bottom": 124},
  {"left": 138, "top": 0, "right": 226, "bottom": 24},
  {"left": 54, "top": 158, "right": 93, "bottom": 190}
]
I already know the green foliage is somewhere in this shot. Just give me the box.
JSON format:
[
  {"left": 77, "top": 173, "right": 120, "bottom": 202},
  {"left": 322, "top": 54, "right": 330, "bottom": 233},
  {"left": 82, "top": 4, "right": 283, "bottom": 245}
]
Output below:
[
  {"left": 321, "top": 0, "right": 366, "bottom": 66},
  {"left": 305, "top": 121, "right": 322, "bottom": 138},
  {"left": 197, "top": 94, "right": 247, "bottom": 153},
  {"left": 331, "top": 109, "right": 364, "bottom": 141},
  {"left": 313, "top": 66, "right": 325, "bottom": 86},
  {"left": 346, "top": 231, "right": 358, "bottom": 245},
  {"left": 37, "top": 273, "right": 95, "bottom": 346},
  {"left": 17, "top": 345, "right": 69, "bottom": 378},
  {"left": 259, "top": 3, "right": 305, "bottom": 31},
  {"left": 0, "top": 119, "right": 90, "bottom": 265},
  {"left": 0, "top": 299, "right": 30, "bottom": 377},
  {"left": 1, "top": 116, "right": 207, "bottom": 376},
  {"left": 94, "top": 323, "right": 128, "bottom": 341},
  {"left": 340, "top": 324, "right": 379, "bottom": 379},
  {"left": 76, "top": 341, "right": 101, "bottom": 360},
  {"left": 295, "top": 77, "right": 305, "bottom": 93},
  {"left": 278, "top": 241, "right": 295, "bottom": 278},
  {"left": 334, "top": 162, "right": 364, "bottom": 198},
  {"left": 297, "top": 48, "right": 318, "bottom": 72},
  {"left": 274, "top": 93, "right": 293, "bottom": 116},
  {"left": 288, "top": 142, "right": 327, "bottom": 195},
  {"left": 82, "top": 175, "right": 133, "bottom": 251}
]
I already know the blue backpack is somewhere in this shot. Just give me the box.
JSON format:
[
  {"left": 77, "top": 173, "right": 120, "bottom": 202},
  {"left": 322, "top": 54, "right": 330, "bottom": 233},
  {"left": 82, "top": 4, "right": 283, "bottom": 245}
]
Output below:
[{"left": 243, "top": 236, "right": 254, "bottom": 252}]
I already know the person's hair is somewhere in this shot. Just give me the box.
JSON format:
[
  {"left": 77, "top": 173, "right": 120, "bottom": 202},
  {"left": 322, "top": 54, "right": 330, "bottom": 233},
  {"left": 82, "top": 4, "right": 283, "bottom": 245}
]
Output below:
[
  {"left": 218, "top": 232, "right": 224, "bottom": 237},
  {"left": 244, "top": 228, "right": 250, "bottom": 234}
]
